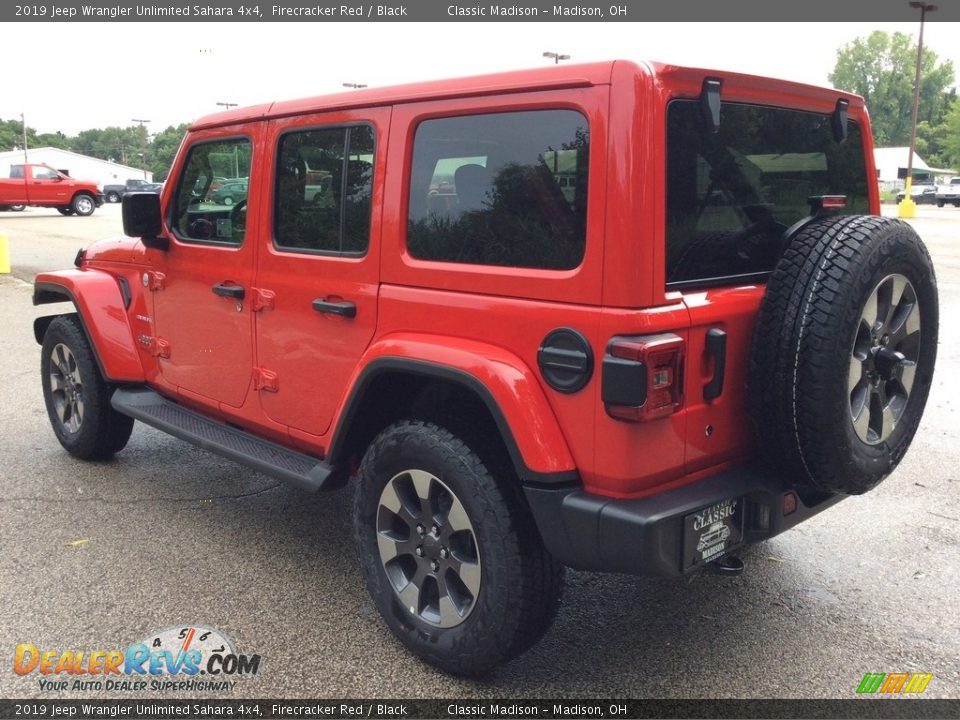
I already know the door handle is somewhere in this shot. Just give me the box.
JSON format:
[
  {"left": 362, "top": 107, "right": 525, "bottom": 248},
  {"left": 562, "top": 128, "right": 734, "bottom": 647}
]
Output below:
[
  {"left": 312, "top": 298, "right": 356, "bottom": 318},
  {"left": 212, "top": 283, "right": 245, "bottom": 300},
  {"left": 703, "top": 328, "right": 726, "bottom": 401}
]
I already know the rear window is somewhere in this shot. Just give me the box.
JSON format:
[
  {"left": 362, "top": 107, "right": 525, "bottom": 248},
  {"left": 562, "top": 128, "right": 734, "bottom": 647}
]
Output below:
[
  {"left": 407, "top": 109, "right": 589, "bottom": 271},
  {"left": 666, "top": 101, "right": 869, "bottom": 287}
]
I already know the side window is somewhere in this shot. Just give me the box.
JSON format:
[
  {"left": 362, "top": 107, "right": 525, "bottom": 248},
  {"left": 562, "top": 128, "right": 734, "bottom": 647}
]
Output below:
[
  {"left": 172, "top": 138, "right": 252, "bottom": 245},
  {"left": 274, "top": 125, "right": 374, "bottom": 255},
  {"left": 10, "top": 166, "right": 24, "bottom": 179},
  {"left": 33, "top": 166, "right": 60, "bottom": 180},
  {"left": 407, "top": 110, "right": 589, "bottom": 271}
]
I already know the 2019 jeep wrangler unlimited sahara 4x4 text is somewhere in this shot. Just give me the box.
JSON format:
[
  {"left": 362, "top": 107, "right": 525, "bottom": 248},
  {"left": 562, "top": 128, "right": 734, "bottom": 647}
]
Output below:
[{"left": 33, "top": 60, "right": 938, "bottom": 675}]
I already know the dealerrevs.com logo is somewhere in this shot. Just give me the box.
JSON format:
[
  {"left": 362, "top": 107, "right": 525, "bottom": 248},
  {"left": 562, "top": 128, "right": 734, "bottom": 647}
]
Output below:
[{"left": 14, "top": 625, "right": 261, "bottom": 693}]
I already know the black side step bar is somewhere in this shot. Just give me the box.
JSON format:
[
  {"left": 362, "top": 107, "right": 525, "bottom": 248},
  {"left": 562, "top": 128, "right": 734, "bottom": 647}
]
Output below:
[{"left": 111, "top": 387, "right": 333, "bottom": 492}]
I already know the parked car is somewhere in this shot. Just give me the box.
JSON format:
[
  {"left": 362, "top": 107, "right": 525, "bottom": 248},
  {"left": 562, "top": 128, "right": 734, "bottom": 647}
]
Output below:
[
  {"left": 211, "top": 178, "right": 248, "bottom": 205},
  {"left": 896, "top": 183, "right": 937, "bottom": 204},
  {"left": 0, "top": 164, "right": 102, "bottom": 215},
  {"left": 103, "top": 178, "right": 163, "bottom": 203},
  {"left": 936, "top": 177, "right": 960, "bottom": 207},
  {"left": 33, "top": 60, "right": 938, "bottom": 676}
]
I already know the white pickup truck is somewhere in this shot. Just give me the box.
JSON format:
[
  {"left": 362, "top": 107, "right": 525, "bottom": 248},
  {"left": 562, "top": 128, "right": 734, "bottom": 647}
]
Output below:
[{"left": 937, "top": 177, "right": 960, "bottom": 207}]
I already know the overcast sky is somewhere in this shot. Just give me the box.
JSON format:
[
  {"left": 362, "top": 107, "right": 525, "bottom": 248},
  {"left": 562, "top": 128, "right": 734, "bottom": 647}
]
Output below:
[{"left": 5, "top": 21, "right": 959, "bottom": 137}]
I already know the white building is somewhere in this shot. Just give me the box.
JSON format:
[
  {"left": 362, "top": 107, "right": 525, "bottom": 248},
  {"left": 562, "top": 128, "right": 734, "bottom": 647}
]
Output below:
[
  {"left": 873, "top": 147, "right": 955, "bottom": 191},
  {"left": 0, "top": 147, "right": 151, "bottom": 186}
]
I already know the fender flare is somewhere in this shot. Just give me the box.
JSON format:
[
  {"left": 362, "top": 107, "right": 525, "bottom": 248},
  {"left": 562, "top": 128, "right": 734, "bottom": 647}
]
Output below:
[
  {"left": 33, "top": 269, "right": 145, "bottom": 383},
  {"left": 328, "top": 336, "right": 579, "bottom": 486}
]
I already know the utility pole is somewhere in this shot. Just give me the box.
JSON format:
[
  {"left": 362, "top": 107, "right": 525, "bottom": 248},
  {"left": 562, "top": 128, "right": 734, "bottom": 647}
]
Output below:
[
  {"left": 20, "top": 113, "right": 28, "bottom": 163},
  {"left": 216, "top": 101, "right": 238, "bottom": 110},
  {"left": 899, "top": 1, "right": 937, "bottom": 219},
  {"left": 131, "top": 118, "right": 151, "bottom": 179}
]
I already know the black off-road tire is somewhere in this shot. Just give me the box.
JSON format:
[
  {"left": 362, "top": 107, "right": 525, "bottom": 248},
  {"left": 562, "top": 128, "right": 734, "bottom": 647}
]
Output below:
[
  {"left": 354, "top": 420, "right": 564, "bottom": 676},
  {"left": 41, "top": 316, "right": 134, "bottom": 460},
  {"left": 750, "top": 215, "right": 938, "bottom": 495}
]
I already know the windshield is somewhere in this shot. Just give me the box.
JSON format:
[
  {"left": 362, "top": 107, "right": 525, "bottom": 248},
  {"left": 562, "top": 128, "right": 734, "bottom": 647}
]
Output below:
[{"left": 665, "top": 100, "right": 869, "bottom": 287}]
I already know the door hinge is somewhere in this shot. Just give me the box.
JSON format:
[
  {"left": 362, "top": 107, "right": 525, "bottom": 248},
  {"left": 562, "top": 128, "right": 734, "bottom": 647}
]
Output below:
[
  {"left": 143, "top": 271, "right": 165, "bottom": 291},
  {"left": 253, "top": 367, "right": 279, "bottom": 392},
  {"left": 252, "top": 287, "right": 276, "bottom": 312}
]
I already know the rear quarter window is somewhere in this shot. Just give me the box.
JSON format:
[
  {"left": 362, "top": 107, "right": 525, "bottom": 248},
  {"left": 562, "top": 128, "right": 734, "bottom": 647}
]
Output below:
[{"left": 407, "top": 109, "right": 589, "bottom": 271}]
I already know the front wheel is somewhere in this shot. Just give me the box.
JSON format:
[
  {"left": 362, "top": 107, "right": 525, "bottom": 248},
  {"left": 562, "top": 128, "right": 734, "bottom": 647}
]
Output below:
[
  {"left": 354, "top": 421, "right": 564, "bottom": 676},
  {"left": 57, "top": 207, "right": 74, "bottom": 216},
  {"left": 71, "top": 194, "right": 96, "bottom": 216},
  {"left": 41, "top": 316, "right": 134, "bottom": 460},
  {"left": 106, "top": 191, "right": 121, "bottom": 203}
]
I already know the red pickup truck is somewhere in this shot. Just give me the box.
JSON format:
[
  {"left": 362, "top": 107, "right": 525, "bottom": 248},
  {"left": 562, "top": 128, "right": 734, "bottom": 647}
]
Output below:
[{"left": 0, "top": 163, "right": 103, "bottom": 216}]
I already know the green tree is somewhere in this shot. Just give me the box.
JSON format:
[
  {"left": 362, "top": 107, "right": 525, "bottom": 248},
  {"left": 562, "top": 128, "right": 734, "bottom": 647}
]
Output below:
[
  {"left": 0, "top": 117, "right": 40, "bottom": 152},
  {"left": 942, "top": 101, "right": 960, "bottom": 170},
  {"left": 829, "top": 31, "right": 955, "bottom": 147},
  {"left": 148, "top": 124, "right": 189, "bottom": 182}
]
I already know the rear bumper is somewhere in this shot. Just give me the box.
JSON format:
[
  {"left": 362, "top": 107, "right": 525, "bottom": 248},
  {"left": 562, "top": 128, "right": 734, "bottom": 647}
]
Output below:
[{"left": 524, "top": 465, "right": 844, "bottom": 577}]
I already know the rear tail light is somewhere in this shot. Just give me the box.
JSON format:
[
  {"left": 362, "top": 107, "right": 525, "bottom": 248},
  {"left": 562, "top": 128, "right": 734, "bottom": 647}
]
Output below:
[{"left": 602, "top": 333, "right": 685, "bottom": 422}]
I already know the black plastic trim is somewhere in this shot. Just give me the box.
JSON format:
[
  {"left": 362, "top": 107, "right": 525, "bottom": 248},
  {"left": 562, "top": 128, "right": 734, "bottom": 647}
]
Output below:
[
  {"left": 312, "top": 298, "right": 357, "bottom": 318},
  {"left": 524, "top": 464, "right": 845, "bottom": 576},
  {"left": 328, "top": 357, "right": 580, "bottom": 486},
  {"left": 116, "top": 276, "right": 132, "bottom": 309},
  {"left": 832, "top": 98, "right": 849, "bottom": 144},
  {"left": 212, "top": 283, "right": 245, "bottom": 300},
  {"left": 666, "top": 270, "right": 770, "bottom": 292},
  {"left": 703, "top": 328, "right": 726, "bottom": 401},
  {"left": 601, "top": 354, "right": 646, "bottom": 407},
  {"left": 537, "top": 327, "right": 593, "bottom": 394},
  {"left": 700, "top": 77, "right": 722, "bottom": 132},
  {"left": 111, "top": 387, "right": 333, "bottom": 493},
  {"left": 31, "top": 283, "right": 111, "bottom": 382}
]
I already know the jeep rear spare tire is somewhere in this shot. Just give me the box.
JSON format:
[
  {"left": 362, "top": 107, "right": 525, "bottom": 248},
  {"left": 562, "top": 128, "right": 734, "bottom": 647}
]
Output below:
[{"left": 750, "top": 215, "right": 937, "bottom": 495}]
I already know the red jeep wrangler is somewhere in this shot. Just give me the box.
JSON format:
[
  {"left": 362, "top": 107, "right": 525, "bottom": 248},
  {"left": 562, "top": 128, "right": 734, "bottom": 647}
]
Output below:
[{"left": 33, "top": 61, "right": 938, "bottom": 675}]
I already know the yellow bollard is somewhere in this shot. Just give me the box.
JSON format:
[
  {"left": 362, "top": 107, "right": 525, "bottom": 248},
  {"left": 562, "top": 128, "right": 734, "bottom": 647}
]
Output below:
[{"left": 0, "top": 234, "right": 10, "bottom": 274}]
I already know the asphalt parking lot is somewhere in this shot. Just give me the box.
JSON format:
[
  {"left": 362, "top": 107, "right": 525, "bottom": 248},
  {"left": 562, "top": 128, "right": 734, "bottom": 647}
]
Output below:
[{"left": 0, "top": 203, "right": 958, "bottom": 700}]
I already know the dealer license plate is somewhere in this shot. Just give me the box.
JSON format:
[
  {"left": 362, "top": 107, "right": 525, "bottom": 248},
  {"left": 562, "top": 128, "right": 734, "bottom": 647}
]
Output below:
[{"left": 683, "top": 497, "right": 744, "bottom": 569}]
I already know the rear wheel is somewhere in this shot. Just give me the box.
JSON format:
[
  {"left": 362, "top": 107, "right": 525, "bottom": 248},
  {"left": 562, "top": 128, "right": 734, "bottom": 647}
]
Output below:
[
  {"left": 354, "top": 420, "right": 564, "bottom": 676},
  {"left": 71, "top": 194, "right": 96, "bottom": 216},
  {"left": 750, "top": 215, "right": 938, "bottom": 495},
  {"left": 106, "top": 191, "right": 121, "bottom": 203},
  {"left": 41, "top": 316, "right": 134, "bottom": 460}
]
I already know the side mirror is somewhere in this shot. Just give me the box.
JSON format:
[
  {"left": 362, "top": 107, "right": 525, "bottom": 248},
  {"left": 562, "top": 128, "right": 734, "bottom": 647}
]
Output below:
[{"left": 122, "top": 192, "right": 167, "bottom": 249}]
